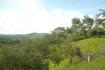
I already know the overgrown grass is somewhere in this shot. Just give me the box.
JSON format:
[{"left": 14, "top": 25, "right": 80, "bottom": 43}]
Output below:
[
  {"left": 50, "top": 38, "right": 105, "bottom": 70},
  {"left": 50, "top": 56, "right": 105, "bottom": 70}
]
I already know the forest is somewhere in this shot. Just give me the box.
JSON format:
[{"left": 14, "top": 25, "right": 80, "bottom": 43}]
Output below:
[{"left": 0, "top": 10, "right": 105, "bottom": 70}]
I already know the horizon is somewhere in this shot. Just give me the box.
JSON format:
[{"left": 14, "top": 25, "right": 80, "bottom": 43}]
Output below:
[{"left": 0, "top": 0, "right": 105, "bottom": 34}]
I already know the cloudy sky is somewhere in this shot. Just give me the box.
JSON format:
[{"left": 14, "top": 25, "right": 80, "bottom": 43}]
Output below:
[{"left": 0, "top": 0, "right": 104, "bottom": 34}]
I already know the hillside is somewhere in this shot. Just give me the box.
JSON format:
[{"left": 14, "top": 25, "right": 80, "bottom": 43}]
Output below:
[
  {"left": 75, "top": 38, "right": 105, "bottom": 53},
  {"left": 50, "top": 38, "right": 105, "bottom": 70},
  {"left": 0, "top": 33, "right": 48, "bottom": 44}
]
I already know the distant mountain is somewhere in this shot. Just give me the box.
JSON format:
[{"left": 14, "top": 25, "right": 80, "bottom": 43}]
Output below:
[
  {"left": 0, "top": 33, "right": 48, "bottom": 44},
  {"left": 26, "top": 33, "right": 48, "bottom": 38}
]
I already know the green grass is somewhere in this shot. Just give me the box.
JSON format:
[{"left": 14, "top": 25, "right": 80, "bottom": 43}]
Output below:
[
  {"left": 74, "top": 38, "right": 105, "bottom": 53},
  {"left": 50, "top": 38, "right": 105, "bottom": 70},
  {"left": 50, "top": 56, "right": 105, "bottom": 70}
]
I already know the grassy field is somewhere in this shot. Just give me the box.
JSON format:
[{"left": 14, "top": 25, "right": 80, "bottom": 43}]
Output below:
[
  {"left": 75, "top": 38, "right": 105, "bottom": 52},
  {"left": 50, "top": 38, "right": 105, "bottom": 70}
]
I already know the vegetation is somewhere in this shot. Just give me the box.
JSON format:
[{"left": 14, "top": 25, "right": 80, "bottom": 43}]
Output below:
[
  {"left": 0, "top": 9, "right": 105, "bottom": 70},
  {"left": 50, "top": 38, "right": 105, "bottom": 70}
]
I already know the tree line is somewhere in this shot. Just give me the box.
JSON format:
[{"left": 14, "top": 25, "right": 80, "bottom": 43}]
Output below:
[{"left": 52, "top": 9, "right": 105, "bottom": 42}]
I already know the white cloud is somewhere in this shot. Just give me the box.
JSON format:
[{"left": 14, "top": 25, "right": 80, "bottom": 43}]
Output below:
[{"left": 0, "top": 0, "right": 84, "bottom": 34}]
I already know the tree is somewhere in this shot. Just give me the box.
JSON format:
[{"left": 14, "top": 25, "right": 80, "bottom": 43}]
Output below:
[
  {"left": 92, "top": 9, "right": 105, "bottom": 36},
  {"left": 70, "top": 18, "right": 82, "bottom": 41},
  {"left": 82, "top": 15, "right": 94, "bottom": 37}
]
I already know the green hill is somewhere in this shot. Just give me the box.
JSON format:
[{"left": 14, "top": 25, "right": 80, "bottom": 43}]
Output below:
[
  {"left": 75, "top": 38, "right": 105, "bottom": 53},
  {"left": 50, "top": 38, "right": 105, "bottom": 70}
]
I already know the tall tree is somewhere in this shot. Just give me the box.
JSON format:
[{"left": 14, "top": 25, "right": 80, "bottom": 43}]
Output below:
[{"left": 82, "top": 15, "right": 94, "bottom": 37}]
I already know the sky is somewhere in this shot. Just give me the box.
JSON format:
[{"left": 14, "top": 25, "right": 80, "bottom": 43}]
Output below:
[{"left": 0, "top": 0, "right": 105, "bottom": 34}]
